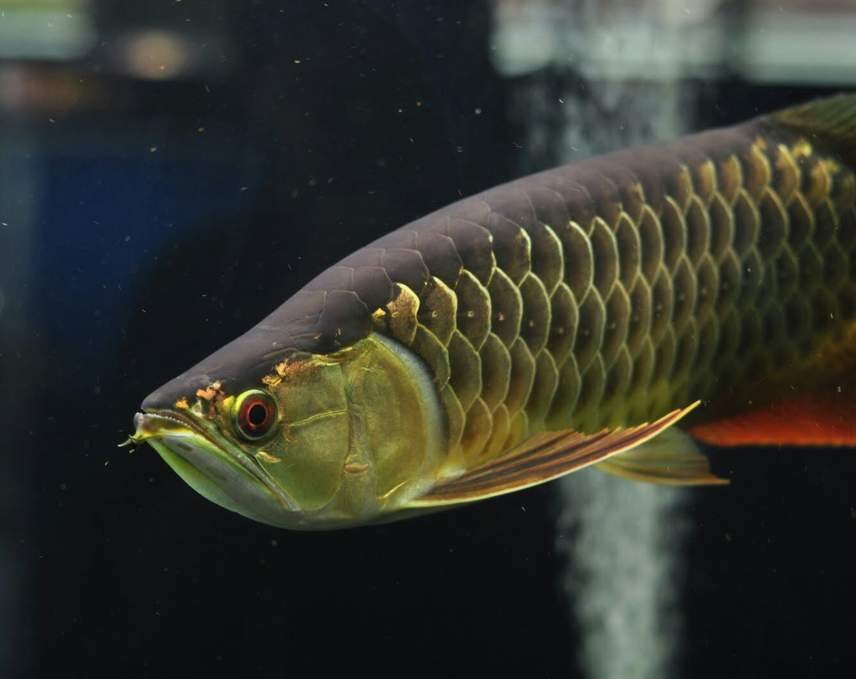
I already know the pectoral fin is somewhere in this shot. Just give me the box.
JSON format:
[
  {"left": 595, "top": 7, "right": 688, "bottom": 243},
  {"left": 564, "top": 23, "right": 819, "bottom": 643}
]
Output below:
[
  {"left": 594, "top": 428, "right": 728, "bottom": 486},
  {"left": 408, "top": 402, "right": 701, "bottom": 507}
]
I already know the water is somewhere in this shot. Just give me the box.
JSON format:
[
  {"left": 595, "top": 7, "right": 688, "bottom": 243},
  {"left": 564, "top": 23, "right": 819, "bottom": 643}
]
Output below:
[{"left": 4, "top": 1, "right": 856, "bottom": 677}]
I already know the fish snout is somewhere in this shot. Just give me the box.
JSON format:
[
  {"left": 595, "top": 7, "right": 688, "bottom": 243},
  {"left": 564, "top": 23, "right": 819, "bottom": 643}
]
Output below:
[
  {"left": 141, "top": 385, "right": 180, "bottom": 412},
  {"left": 132, "top": 411, "right": 163, "bottom": 440}
]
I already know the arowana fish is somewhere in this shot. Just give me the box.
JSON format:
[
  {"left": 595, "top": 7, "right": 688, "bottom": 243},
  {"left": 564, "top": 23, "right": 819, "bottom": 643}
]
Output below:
[{"left": 129, "top": 94, "right": 856, "bottom": 529}]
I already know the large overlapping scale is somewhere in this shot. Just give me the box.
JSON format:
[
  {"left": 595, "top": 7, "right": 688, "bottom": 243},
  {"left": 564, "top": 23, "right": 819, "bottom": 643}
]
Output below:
[{"left": 279, "top": 112, "right": 856, "bottom": 470}]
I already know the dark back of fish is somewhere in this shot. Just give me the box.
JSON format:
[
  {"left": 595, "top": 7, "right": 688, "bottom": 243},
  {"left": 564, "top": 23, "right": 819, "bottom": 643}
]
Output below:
[{"left": 169, "top": 95, "right": 856, "bottom": 466}]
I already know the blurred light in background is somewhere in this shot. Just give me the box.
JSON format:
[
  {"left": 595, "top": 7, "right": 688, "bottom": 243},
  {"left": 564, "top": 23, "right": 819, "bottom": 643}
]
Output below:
[
  {"left": 0, "top": 0, "right": 95, "bottom": 60},
  {"left": 0, "top": 67, "right": 93, "bottom": 113},
  {"left": 739, "top": 6, "right": 856, "bottom": 84},
  {"left": 98, "top": 0, "right": 232, "bottom": 81},
  {"left": 490, "top": 0, "right": 856, "bottom": 84},
  {"left": 0, "top": 0, "right": 232, "bottom": 98},
  {"left": 120, "top": 29, "right": 192, "bottom": 80}
]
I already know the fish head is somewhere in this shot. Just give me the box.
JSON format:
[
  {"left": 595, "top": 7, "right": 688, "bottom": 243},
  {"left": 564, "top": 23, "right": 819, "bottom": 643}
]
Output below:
[{"left": 134, "top": 332, "right": 443, "bottom": 530}]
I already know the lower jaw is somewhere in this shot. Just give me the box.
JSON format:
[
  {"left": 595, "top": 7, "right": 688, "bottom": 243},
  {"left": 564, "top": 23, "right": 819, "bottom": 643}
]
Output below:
[
  {"left": 149, "top": 439, "right": 299, "bottom": 528},
  {"left": 150, "top": 438, "right": 395, "bottom": 531}
]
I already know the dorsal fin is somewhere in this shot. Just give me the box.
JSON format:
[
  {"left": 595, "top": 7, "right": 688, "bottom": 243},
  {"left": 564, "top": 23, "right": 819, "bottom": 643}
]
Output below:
[
  {"left": 408, "top": 402, "right": 700, "bottom": 507},
  {"left": 769, "top": 93, "right": 856, "bottom": 164}
]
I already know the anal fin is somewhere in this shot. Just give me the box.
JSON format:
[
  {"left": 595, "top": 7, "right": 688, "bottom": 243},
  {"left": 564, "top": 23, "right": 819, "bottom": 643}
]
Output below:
[
  {"left": 689, "top": 381, "right": 856, "bottom": 447},
  {"left": 594, "top": 428, "right": 728, "bottom": 486},
  {"left": 408, "top": 402, "right": 701, "bottom": 508}
]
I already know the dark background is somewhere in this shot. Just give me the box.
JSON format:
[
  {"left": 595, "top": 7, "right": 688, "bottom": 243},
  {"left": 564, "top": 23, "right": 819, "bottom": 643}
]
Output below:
[{"left": 4, "top": 1, "right": 856, "bottom": 677}]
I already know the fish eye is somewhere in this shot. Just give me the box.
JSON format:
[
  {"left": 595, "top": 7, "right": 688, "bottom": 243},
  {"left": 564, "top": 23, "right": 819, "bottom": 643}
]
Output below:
[{"left": 232, "top": 389, "right": 278, "bottom": 441}]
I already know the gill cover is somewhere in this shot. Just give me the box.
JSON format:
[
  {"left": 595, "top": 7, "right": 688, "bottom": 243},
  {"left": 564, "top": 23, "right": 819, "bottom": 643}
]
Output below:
[{"left": 254, "top": 334, "right": 445, "bottom": 524}]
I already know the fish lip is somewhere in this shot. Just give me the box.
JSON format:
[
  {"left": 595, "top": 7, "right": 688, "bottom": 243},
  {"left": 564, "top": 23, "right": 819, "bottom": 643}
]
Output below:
[{"left": 136, "top": 408, "right": 299, "bottom": 513}]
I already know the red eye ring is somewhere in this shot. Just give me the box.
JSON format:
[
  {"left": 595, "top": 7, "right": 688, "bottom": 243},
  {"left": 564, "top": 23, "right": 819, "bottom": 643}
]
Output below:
[{"left": 232, "top": 390, "right": 277, "bottom": 441}]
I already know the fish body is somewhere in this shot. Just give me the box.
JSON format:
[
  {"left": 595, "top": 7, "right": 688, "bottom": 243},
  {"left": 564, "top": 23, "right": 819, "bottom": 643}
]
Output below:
[{"left": 134, "top": 95, "right": 856, "bottom": 529}]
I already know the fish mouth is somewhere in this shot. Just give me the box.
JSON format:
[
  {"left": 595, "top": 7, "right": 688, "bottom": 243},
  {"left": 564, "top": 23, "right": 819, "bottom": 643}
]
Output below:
[
  {"left": 133, "top": 408, "right": 299, "bottom": 514},
  {"left": 134, "top": 409, "right": 222, "bottom": 451}
]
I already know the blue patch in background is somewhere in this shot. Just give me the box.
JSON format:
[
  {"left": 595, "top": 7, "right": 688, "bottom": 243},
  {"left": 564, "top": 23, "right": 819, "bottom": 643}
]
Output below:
[{"left": 25, "top": 124, "right": 267, "bottom": 389}]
